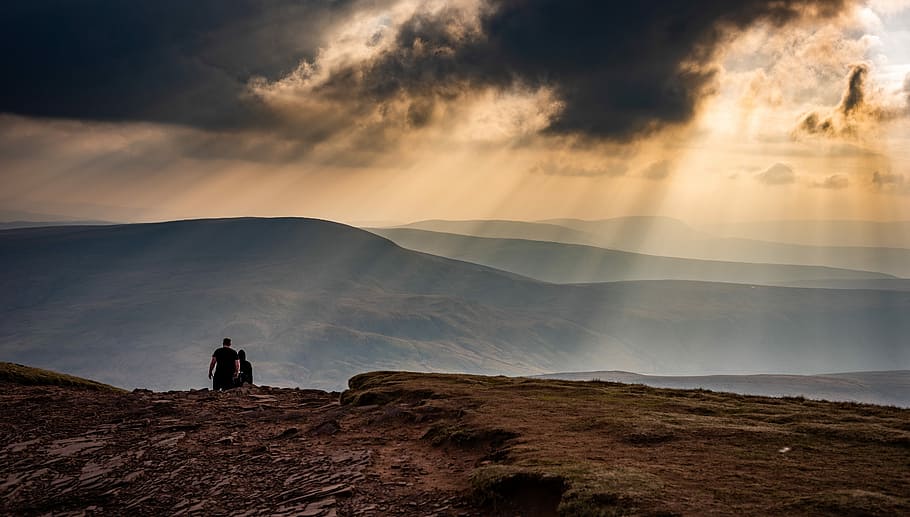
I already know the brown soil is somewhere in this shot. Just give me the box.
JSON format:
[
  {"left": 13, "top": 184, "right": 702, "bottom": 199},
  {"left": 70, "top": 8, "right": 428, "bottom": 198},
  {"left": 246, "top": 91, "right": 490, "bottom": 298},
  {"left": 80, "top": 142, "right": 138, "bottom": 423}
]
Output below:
[
  {"left": 0, "top": 381, "right": 480, "bottom": 516},
  {"left": 2, "top": 371, "right": 909, "bottom": 516}
]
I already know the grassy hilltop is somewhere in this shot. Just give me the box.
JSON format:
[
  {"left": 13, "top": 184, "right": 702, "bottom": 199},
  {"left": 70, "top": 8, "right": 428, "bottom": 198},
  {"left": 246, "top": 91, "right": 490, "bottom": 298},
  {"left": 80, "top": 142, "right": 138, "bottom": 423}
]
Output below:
[
  {"left": 344, "top": 371, "right": 910, "bottom": 516},
  {"left": 0, "top": 362, "right": 124, "bottom": 391},
  {"left": 1, "top": 368, "right": 908, "bottom": 515}
]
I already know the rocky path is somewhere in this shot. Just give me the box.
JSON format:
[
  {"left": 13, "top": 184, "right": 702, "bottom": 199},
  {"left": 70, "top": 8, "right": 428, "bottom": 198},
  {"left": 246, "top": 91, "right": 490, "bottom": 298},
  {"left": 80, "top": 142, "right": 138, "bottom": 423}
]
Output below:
[{"left": 0, "top": 383, "right": 481, "bottom": 516}]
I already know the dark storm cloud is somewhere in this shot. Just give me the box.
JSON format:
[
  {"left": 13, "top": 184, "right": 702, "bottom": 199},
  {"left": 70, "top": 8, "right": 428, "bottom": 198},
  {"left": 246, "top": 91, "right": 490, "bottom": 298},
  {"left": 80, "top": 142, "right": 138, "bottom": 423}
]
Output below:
[
  {"left": 840, "top": 64, "right": 868, "bottom": 115},
  {"left": 324, "top": 0, "right": 848, "bottom": 142},
  {"left": 0, "top": 0, "right": 377, "bottom": 129},
  {"left": 0, "top": 0, "right": 848, "bottom": 144},
  {"left": 797, "top": 64, "right": 871, "bottom": 138}
]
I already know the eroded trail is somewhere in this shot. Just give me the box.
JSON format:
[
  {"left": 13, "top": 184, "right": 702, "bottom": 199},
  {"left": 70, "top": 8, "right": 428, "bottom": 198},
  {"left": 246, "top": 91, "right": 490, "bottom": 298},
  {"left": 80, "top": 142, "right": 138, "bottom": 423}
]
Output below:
[{"left": 0, "top": 383, "right": 480, "bottom": 516}]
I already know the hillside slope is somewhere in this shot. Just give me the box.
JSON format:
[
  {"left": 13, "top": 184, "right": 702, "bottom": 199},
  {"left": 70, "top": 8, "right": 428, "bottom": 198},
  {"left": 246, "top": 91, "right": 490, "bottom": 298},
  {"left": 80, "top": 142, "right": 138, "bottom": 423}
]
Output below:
[
  {"left": 0, "top": 362, "right": 124, "bottom": 391},
  {"left": 2, "top": 218, "right": 909, "bottom": 390},
  {"left": 535, "top": 370, "right": 910, "bottom": 407},
  {"left": 371, "top": 227, "right": 893, "bottom": 286},
  {"left": 394, "top": 218, "right": 910, "bottom": 277}
]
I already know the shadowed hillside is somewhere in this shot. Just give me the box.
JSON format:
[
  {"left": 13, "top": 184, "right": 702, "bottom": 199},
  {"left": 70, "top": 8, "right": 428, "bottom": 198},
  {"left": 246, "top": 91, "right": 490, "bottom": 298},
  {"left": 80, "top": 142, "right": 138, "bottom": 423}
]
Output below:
[
  {"left": 2, "top": 218, "right": 909, "bottom": 391},
  {"left": 371, "top": 227, "right": 894, "bottom": 286}
]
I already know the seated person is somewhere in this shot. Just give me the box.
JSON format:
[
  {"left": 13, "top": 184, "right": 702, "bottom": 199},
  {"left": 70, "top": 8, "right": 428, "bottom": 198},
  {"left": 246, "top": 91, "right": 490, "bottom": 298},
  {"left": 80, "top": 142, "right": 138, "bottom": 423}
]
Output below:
[{"left": 237, "top": 349, "right": 253, "bottom": 386}]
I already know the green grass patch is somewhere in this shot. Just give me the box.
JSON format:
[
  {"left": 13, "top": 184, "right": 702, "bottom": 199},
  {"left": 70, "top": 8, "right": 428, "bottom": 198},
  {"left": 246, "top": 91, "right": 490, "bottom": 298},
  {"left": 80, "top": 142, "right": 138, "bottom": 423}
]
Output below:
[
  {"left": 0, "top": 362, "right": 125, "bottom": 392},
  {"left": 344, "top": 371, "right": 910, "bottom": 515}
]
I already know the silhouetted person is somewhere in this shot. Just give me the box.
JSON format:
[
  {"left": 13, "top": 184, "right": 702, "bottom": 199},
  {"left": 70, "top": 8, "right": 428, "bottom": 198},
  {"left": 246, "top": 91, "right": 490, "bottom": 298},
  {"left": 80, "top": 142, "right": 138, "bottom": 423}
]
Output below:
[
  {"left": 237, "top": 349, "right": 253, "bottom": 386},
  {"left": 208, "top": 337, "right": 239, "bottom": 391}
]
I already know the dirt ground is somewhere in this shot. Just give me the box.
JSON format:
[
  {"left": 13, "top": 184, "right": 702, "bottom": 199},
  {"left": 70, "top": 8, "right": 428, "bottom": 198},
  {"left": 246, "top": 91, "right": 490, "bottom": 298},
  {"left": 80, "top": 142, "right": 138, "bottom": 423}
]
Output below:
[
  {"left": 2, "top": 370, "right": 909, "bottom": 516},
  {"left": 0, "top": 381, "right": 481, "bottom": 516}
]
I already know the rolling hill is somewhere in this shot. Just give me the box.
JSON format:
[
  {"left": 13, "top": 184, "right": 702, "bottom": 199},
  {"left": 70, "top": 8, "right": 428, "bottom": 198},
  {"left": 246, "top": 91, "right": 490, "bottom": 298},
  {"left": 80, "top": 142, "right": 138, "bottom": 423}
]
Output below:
[
  {"left": 0, "top": 209, "right": 117, "bottom": 230},
  {"left": 0, "top": 361, "right": 124, "bottom": 391},
  {"left": 540, "top": 215, "right": 711, "bottom": 250},
  {"left": 554, "top": 217, "right": 910, "bottom": 249},
  {"left": 393, "top": 217, "right": 910, "bottom": 277},
  {"left": 535, "top": 370, "right": 910, "bottom": 407},
  {"left": 1, "top": 218, "right": 908, "bottom": 391},
  {"left": 703, "top": 219, "right": 910, "bottom": 248},
  {"left": 369, "top": 227, "right": 894, "bottom": 286},
  {"left": 0, "top": 220, "right": 114, "bottom": 230},
  {"left": 781, "top": 279, "right": 910, "bottom": 291}
]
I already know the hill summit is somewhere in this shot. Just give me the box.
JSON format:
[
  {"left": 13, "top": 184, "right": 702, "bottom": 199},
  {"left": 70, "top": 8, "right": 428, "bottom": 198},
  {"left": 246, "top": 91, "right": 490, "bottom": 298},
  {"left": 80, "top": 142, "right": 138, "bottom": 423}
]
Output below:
[{"left": 2, "top": 368, "right": 908, "bottom": 515}]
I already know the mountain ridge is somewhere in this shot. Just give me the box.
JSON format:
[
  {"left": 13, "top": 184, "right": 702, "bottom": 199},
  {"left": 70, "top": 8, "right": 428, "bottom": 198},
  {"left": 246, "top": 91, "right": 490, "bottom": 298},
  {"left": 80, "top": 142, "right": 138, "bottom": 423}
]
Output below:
[
  {"left": 392, "top": 218, "right": 910, "bottom": 276},
  {"left": 2, "top": 217, "right": 908, "bottom": 391},
  {"left": 370, "top": 227, "right": 895, "bottom": 286}
]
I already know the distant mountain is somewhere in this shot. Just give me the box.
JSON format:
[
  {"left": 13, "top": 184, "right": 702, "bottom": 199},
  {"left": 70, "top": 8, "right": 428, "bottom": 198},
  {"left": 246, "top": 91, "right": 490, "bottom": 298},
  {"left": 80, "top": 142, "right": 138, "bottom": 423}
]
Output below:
[
  {"left": 679, "top": 238, "right": 910, "bottom": 278},
  {"left": 393, "top": 218, "right": 910, "bottom": 277},
  {"left": 535, "top": 370, "right": 910, "bottom": 407},
  {"left": 0, "top": 203, "right": 140, "bottom": 223},
  {"left": 0, "top": 209, "right": 81, "bottom": 222},
  {"left": 370, "top": 228, "right": 895, "bottom": 286},
  {"left": 394, "top": 219, "right": 601, "bottom": 246},
  {"left": 0, "top": 220, "right": 115, "bottom": 230},
  {"left": 539, "top": 216, "right": 710, "bottom": 250},
  {"left": 2, "top": 218, "right": 908, "bottom": 391},
  {"left": 0, "top": 208, "right": 117, "bottom": 230},
  {"left": 703, "top": 220, "right": 910, "bottom": 248},
  {"left": 781, "top": 279, "right": 910, "bottom": 291}
]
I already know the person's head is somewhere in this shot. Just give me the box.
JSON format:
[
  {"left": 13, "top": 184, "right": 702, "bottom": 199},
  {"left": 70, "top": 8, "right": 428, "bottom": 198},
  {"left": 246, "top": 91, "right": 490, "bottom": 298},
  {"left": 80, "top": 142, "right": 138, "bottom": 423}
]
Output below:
[
  {"left": 223, "top": 337, "right": 232, "bottom": 347},
  {"left": 238, "top": 349, "right": 246, "bottom": 361}
]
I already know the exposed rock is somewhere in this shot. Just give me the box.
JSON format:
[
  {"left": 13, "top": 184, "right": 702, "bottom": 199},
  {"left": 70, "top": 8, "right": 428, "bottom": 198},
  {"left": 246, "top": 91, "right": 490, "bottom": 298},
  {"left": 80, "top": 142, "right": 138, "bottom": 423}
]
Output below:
[
  {"left": 309, "top": 420, "right": 341, "bottom": 436},
  {"left": 12, "top": 371, "right": 900, "bottom": 515},
  {"left": 0, "top": 381, "right": 477, "bottom": 516},
  {"left": 274, "top": 427, "right": 299, "bottom": 439}
]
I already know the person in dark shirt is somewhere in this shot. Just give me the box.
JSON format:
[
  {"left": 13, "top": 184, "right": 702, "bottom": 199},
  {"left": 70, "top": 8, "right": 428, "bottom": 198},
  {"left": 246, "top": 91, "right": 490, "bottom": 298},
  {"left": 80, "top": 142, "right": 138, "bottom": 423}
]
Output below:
[
  {"left": 237, "top": 349, "right": 253, "bottom": 386},
  {"left": 208, "top": 337, "right": 239, "bottom": 390}
]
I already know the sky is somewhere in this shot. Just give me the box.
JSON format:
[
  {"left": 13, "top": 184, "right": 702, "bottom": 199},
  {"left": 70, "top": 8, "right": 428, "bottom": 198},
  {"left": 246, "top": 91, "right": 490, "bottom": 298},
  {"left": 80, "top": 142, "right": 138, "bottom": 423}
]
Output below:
[{"left": 1, "top": 0, "right": 909, "bottom": 225}]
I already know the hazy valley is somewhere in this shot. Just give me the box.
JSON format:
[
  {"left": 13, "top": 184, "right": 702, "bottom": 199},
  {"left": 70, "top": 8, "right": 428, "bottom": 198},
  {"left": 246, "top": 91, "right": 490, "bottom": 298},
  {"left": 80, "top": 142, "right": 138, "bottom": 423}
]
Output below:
[
  {"left": 2, "top": 218, "right": 909, "bottom": 394},
  {"left": 394, "top": 218, "right": 910, "bottom": 277},
  {"left": 370, "top": 227, "right": 895, "bottom": 287}
]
